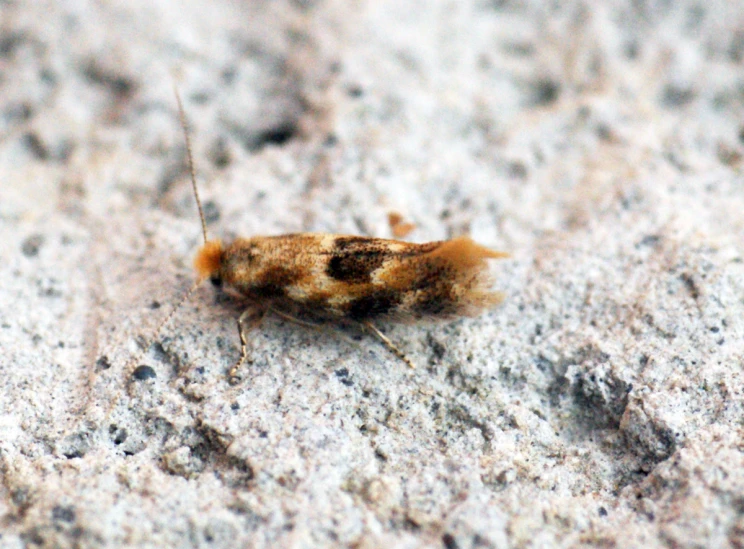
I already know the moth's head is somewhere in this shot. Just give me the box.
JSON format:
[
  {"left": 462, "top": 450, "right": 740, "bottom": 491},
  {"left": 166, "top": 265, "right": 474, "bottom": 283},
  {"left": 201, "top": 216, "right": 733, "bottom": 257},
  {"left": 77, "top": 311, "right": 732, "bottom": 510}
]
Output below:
[{"left": 194, "top": 239, "right": 224, "bottom": 288}]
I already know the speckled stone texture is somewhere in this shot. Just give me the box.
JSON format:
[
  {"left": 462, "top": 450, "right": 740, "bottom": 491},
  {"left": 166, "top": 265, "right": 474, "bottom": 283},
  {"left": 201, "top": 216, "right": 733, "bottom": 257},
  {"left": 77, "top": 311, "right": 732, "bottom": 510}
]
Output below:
[{"left": 1, "top": 1, "right": 743, "bottom": 547}]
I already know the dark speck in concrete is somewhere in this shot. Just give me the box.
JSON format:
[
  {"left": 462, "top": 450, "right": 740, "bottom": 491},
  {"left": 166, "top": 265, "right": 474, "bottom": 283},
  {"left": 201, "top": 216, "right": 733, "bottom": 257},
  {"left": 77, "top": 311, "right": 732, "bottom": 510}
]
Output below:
[{"left": 132, "top": 365, "right": 156, "bottom": 380}]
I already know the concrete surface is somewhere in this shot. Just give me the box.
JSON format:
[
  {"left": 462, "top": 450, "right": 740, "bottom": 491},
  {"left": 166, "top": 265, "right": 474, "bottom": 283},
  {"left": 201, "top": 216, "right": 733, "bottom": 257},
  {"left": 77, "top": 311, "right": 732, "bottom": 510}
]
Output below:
[{"left": 1, "top": 0, "right": 743, "bottom": 547}]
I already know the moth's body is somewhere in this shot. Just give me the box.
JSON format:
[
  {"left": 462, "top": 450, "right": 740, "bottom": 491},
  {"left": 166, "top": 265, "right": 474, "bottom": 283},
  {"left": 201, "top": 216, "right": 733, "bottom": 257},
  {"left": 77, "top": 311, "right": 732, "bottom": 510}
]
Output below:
[
  {"left": 165, "top": 91, "right": 508, "bottom": 379},
  {"left": 194, "top": 234, "right": 507, "bottom": 327}
]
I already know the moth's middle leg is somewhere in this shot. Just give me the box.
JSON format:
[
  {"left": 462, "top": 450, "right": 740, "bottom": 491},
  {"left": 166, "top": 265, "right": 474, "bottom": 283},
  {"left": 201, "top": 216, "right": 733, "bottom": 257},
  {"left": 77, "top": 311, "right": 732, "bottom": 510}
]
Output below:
[
  {"left": 253, "top": 308, "right": 417, "bottom": 371},
  {"left": 269, "top": 307, "right": 326, "bottom": 331},
  {"left": 360, "top": 320, "right": 416, "bottom": 369}
]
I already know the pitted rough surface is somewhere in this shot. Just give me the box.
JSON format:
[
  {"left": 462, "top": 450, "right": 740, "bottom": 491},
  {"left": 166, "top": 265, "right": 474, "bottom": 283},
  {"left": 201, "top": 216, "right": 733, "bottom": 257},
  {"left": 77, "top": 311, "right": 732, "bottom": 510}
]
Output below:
[{"left": 1, "top": 1, "right": 743, "bottom": 547}]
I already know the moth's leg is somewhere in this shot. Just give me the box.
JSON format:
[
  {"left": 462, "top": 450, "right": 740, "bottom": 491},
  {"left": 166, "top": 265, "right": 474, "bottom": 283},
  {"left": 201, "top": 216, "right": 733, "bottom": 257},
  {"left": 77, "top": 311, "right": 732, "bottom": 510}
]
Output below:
[
  {"left": 270, "top": 307, "right": 324, "bottom": 330},
  {"left": 270, "top": 307, "right": 364, "bottom": 351},
  {"left": 360, "top": 321, "right": 416, "bottom": 369},
  {"left": 228, "top": 307, "right": 268, "bottom": 384}
]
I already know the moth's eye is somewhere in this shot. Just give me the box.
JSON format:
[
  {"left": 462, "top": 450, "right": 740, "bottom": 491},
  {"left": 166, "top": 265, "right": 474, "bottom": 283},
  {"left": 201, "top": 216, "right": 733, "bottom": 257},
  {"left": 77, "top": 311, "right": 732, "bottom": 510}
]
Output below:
[{"left": 210, "top": 275, "right": 223, "bottom": 288}]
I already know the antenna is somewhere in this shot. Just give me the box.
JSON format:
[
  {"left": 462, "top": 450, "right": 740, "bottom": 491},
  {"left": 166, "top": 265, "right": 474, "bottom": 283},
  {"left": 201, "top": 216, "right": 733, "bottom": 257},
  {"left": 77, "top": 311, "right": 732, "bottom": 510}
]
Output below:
[
  {"left": 132, "top": 277, "right": 203, "bottom": 361},
  {"left": 174, "top": 86, "right": 209, "bottom": 245},
  {"left": 117, "top": 88, "right": 211, "bottom": 374},
  {"left": 91, "top": 90, "right": 211, "bottom": 431}
]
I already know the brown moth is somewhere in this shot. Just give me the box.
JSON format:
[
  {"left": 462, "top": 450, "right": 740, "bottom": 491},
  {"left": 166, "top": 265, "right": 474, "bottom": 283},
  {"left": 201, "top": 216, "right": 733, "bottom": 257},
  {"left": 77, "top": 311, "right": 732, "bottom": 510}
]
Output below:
[{"left": 171, "top": 92, "right": 508, "bottom": 381}]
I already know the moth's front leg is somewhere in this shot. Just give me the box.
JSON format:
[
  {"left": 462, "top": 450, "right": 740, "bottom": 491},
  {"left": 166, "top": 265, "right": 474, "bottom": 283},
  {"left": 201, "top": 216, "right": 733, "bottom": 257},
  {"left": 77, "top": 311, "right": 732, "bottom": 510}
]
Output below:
[{"left": 228, "top": 307, "right": 268, "bottom": 384}]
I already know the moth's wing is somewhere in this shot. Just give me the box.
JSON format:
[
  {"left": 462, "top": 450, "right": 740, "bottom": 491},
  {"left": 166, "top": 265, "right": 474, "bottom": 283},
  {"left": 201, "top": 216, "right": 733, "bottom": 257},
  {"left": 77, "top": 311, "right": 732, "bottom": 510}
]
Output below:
[{"left": 373, "top": 237, "right": 508, "bottom": 321}]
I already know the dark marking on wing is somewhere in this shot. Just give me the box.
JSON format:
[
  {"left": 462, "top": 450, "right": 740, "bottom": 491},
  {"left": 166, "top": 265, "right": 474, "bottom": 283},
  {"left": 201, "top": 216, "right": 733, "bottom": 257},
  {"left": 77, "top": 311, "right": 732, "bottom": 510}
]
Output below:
[
  {"left": 250, "top": 282, "right": 285, "bottom": 299},
  {"left": 327, "top": 237, "right": 445, "bottom": 284},
  {"left": 250, "top": 266, "right": 302, "bottom": 299},
  {"left": 410, "top": 289, "right": 457, "bottom": 317},
  {"left": 347, "top": 290, "right": 401, "bottom": 320},
  {"left": 229, "top": 241, "right": 257, "bottom": 265},
  {"left": 326, "top": 251, "right": 386, "bottom": 283},
  {"left": 333, "top": 236, "right": 374, "bottom": 250},
  {"left": 409, "top": 260, "right": 452, "bottom": 291}
]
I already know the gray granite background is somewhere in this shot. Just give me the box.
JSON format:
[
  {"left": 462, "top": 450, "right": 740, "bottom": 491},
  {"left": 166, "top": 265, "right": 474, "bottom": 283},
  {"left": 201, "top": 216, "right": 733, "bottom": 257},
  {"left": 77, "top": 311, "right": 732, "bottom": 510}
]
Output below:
[{"left": 1, "top": 0, "right": 744, "bottom": 547}]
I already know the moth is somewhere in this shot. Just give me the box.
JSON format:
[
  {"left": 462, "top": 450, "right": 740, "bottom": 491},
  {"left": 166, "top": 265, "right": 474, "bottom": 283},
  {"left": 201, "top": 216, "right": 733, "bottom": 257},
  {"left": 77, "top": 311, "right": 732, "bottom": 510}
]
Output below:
[{"left": 163, "top": 92, "right": 509, "bottom": 381}]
